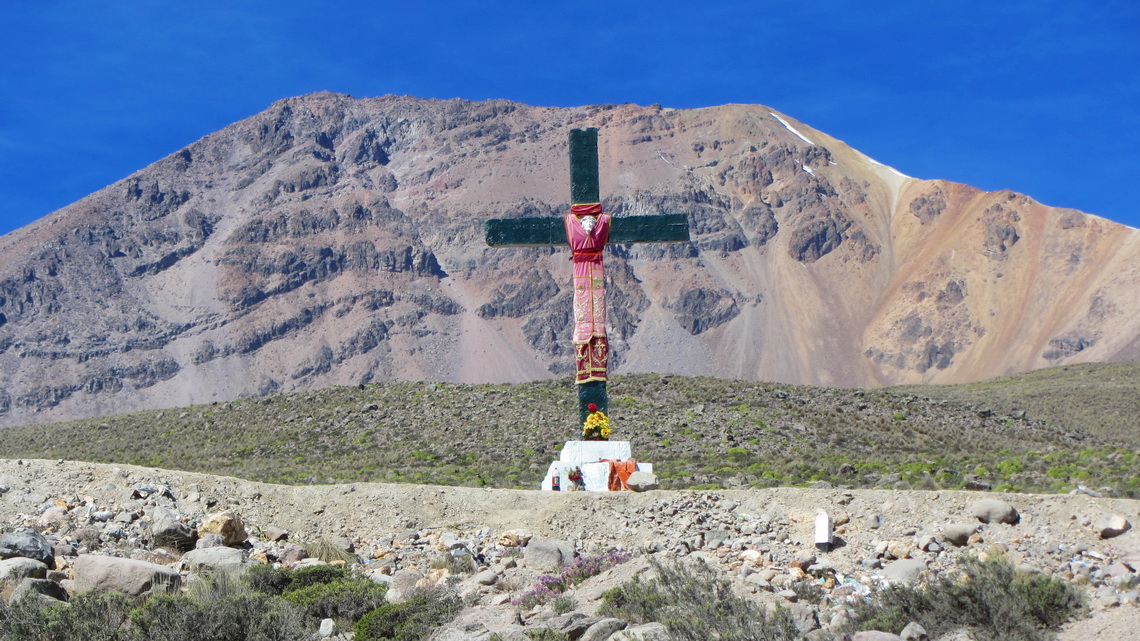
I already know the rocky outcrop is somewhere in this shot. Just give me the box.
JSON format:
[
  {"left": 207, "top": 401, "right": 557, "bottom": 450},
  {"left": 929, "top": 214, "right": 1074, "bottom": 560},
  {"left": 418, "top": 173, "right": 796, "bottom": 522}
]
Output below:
[{"left": 669, "top": 288, "right": 741, "bottom": 335}]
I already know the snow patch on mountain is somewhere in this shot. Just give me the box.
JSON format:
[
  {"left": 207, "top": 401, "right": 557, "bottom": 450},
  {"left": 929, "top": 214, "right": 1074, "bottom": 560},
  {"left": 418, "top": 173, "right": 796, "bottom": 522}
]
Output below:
[
  {"left": 771, "top": 113, "right": 815, "bottom": 145},
  {"left": 863, "top": 153, "right": 911, "bottom": 179}
]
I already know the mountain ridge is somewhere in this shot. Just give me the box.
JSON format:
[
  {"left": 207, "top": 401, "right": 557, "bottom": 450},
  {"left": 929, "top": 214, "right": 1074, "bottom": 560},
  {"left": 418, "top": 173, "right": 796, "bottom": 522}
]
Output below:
[{"left": 0, "top": 92, "right": 1136, "bottom": 427}]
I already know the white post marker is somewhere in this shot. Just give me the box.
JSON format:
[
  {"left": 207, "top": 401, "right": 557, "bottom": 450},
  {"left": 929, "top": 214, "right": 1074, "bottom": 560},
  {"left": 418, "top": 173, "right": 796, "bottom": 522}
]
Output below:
[{"left": 815, "top": 510, "right": 834, "bottom": 552}]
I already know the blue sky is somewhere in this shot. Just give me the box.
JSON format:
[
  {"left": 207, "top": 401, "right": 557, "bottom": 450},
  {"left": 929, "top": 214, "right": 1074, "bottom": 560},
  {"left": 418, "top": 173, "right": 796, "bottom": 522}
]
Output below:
[{"left": 1, "top": 1, "right": 1137, "bottom": 237}]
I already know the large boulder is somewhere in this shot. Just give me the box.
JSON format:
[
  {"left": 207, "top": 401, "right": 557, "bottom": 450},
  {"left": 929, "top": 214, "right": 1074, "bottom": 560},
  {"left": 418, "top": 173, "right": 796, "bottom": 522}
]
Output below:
[
  {"left": 10, "top": 578, "right": 69, "bottom": 603},
  {"left": 900, "top": 621, "right": 929, "bottom": 641},
  {"left": 880, "top": 559, "right": 927, "bottom": 585},
  {"left": 181, "top": 547, "right": 248, "bottom": 575},
  {"left": 152, "top": 517, "right": 197, "bottom": 551},
  {"left": 941, "top": 523, "right": 977, "bottom": 547},
  {"left": 279, "top": 544, "right": 309, "bottom": 564},
  {"left": 0, "top": 557, "right": 48, "bottom": 582},
  {"left": 968, "top": 499, "right": 1019, "bottom": 525},
  {"left": 550, "top": 613, "right": 600, "bottom": 638},
  {"left": 611, "top": 623, "right": 670, "bottom": 641},
  {"left": 1, "top": 557, "right": 50, "bottom": 602},
  {"left": 386, "top": 568, "right": 424, "bottom": 603},
  {"left": 197, "top": 511, "right": 247, "bottom": 546},
  {"left": 627, "top": 472, "right": 660, "bottom": 492},
  {"left": 1096, "top": 514, "right": 1132, "bottom": 539},
  {"left": 0, "top": 529, "right": 55, "bottom": 567},
  {"left": 853, "top": 632, "right": 904, "bottom": 641},
  {"left": 523, "top": 538, "right": 576, "bottom": 572},
  {"left": 790, "top": 603, "right": 820, "bottom": 634},
  {"left": 581, "top": 618, "right": 628, "bottom": 641},
  {"left": 73, "top": 555, "right": 181, "bottom": 597}
]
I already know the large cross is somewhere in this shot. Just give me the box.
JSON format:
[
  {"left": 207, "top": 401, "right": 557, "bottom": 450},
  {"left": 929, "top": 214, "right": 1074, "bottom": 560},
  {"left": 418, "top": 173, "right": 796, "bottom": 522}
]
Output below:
[{"left": 483, "top": 128, "right": 690, "bottom": 428}]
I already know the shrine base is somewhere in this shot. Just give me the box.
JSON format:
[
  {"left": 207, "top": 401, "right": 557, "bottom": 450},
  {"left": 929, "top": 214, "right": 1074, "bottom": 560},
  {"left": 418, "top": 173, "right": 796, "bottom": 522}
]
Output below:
[{"left": 540, "top": 441, "right": 652, "bottom": 492}]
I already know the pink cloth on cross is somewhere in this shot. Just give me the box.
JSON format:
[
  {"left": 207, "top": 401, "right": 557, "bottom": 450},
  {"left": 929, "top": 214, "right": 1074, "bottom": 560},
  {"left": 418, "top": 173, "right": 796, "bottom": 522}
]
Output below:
[{"left": 564, "top": 205, "right": 610, "bottom": 384}]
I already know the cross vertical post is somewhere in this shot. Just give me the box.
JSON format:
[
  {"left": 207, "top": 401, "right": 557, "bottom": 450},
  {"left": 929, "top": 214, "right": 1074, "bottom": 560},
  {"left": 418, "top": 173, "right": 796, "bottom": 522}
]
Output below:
[
  {"left": 568, "top": 128, "right": 607, "bottom": 426},
  {"left": 483, "top": 128, "right": 690, "bottom": 436}
]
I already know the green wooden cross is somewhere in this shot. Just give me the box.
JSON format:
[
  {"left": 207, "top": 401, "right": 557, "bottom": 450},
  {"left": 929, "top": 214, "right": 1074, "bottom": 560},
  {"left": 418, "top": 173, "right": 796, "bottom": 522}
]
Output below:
[{"left": 484, "top": 127, "right": 690, "bottom": 429}]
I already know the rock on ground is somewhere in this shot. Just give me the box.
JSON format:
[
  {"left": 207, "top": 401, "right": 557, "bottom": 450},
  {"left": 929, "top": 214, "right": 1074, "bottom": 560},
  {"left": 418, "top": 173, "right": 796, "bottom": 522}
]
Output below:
[
  {"left": 0, "top": 529, "right": 54, "bottom": 566},
  {"left": 524, "top": 538, "right": 576, "bottom": 572},
  {"left": 2, "top": 458, "right": 1140, "bottom": 637},
  {"left": 1097, "top": 514, "right": 1132, "bottom": 539},
  {"left": 73, "top": 555, "right": 182, "bottom": 597},
  {"left": 968, "top": 498, "right": 1020, "bottom": 525}
]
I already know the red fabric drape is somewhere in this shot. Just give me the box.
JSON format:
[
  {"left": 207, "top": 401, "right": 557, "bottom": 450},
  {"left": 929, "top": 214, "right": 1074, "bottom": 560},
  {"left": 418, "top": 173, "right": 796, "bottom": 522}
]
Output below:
[{"left": 601, "top": 459, "right": 639, "bottom": 491}]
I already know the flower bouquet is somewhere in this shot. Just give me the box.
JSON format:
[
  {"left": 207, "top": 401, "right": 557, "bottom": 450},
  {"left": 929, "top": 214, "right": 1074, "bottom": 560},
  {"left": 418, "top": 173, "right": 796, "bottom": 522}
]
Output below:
[
  {"left": 568, "top": 466, "right": 584, "bottom": 489},
  {"left": 582, "top": 403, "right": 611, "bottom": 441}
]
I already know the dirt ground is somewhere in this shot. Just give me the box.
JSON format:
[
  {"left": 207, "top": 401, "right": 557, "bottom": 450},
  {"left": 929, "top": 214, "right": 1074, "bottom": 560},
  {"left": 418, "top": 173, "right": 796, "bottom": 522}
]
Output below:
[{"left": 2, "top": 458, "right": 1139, "bottom": 638}]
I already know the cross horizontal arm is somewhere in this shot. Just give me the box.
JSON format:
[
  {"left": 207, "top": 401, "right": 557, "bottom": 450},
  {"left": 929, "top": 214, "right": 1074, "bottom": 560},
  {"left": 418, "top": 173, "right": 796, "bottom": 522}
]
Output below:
[
  {"left": 608, "top": 213, "right": 690, "bottom": 244},
  {"left": 483, "top": 213, "right": 690, "bottom": 248},
  {"left": 484, "top": 217, "right": 565, "bottom": 247}
]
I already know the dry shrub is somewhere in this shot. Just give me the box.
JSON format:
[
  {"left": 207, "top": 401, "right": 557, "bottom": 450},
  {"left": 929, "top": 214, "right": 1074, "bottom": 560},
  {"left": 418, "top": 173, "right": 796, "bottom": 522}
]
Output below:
[{"left": 600, "top": 558, "right": 800, "bottom": 641}]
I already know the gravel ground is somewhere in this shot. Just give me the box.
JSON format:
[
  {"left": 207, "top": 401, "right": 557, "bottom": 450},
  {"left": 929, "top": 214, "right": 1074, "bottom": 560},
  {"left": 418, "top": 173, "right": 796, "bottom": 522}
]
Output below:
[{"left": 2, "top": 458, "right": 1139, "bottom": 639}]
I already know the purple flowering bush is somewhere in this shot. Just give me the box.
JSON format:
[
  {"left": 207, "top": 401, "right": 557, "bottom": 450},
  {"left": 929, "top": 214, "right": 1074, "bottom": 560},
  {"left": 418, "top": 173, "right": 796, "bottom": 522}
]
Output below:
[{"left": 512, "top": 549, "right": 634, "bottom": 609}]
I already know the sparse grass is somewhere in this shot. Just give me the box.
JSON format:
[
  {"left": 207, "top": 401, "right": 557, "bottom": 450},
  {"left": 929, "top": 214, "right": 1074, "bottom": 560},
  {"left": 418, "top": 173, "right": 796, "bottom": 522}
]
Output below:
[
  {"left": 600, "top": 558, "right": 801, "bottom": 640},
  {"left": 301, "top": 539, "right": 358, "bottom": 565},
  {"left": 849, "top": 554, "right": 1085, "bottom": 640},
  {"left": 891, "top": 360, "right": 1140, "bottom": 446},
  {"left": 1, "top": 364, "right": 1137, "bottom": 495},
  {"left": 551, "top": 594, "right": 578, "bottom": 615}
]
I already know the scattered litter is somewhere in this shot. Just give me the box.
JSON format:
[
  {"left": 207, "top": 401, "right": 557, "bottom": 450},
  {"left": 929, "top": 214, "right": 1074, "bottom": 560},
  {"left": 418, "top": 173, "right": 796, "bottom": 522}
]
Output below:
[{"left": 132, "top": 486, "right": 175, "bottom": 500}]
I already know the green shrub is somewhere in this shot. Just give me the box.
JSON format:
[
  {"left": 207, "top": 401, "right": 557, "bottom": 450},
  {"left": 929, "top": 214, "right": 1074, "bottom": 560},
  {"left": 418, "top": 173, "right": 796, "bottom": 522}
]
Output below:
[
  {"left": 354, "top": 589, "right": 461, "bottom": 641},
  {"left": 551, "top": 594, "right": 578, "bottom": 615},
  {"left": 0, "top": 575, "right": 310, "bottom": 641},
  {"left": 132, "top": 573, "right": 307, "bottom": 641},
  {"left": 851, "top": 555, "right": 1085, "bottom": 640},
  {"left": 0, "top": 591, "right": 136, "bottom": 641},
  {"left": 790, "top": 580, "right": 827, "bottom": 605},
  {"left": 283, "top": 578, "right": 388, "bottom": 623},
  {"left": 244, "top": 563, "right": 295, "bottom": 596},
  {"left": 244, "top": 563, "right": 351, "bottom": 597},
  {"left": 525, "top": 629, "right": 570, "bottom": 641},
  {"left": 429, "top": 550, "right": 476, "bottom": 575},
  {"left": 130, "top": 592, "right": 306, "bottom": 641},
  {"left": 600, "top": 559, "right": 800, "bottom": 641}
]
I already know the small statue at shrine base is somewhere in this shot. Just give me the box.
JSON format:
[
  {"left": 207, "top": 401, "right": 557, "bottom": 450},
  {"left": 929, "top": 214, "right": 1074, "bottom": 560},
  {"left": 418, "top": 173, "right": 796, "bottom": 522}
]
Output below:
[{"left": 581, "top": 403, "right": 611, "bottom": 441}]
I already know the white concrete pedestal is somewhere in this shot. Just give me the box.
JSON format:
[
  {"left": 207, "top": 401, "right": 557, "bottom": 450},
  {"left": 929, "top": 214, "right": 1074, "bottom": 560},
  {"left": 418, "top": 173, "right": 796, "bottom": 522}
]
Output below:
[{"left": 540, "top": 441, "right": 652, "bottom": 492}]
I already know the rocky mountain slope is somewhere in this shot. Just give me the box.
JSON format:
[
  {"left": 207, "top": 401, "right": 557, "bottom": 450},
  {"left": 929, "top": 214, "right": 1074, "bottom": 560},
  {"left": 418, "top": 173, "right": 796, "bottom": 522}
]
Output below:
[{"left": 1, "top": 93, "right": 1137, "bottom": 427}]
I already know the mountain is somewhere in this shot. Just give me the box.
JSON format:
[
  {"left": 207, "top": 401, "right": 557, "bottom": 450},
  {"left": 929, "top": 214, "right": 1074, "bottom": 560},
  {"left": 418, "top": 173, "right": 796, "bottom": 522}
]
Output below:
[{"left": 1, "top": 92, "right": 1137, "bottom": 427}]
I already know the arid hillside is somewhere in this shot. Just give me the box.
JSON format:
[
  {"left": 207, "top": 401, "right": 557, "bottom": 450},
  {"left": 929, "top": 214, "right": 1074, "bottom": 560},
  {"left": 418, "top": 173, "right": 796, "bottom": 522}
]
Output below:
[{"left": 0, "top": 93, "right": 1137, "bottom": 427}]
